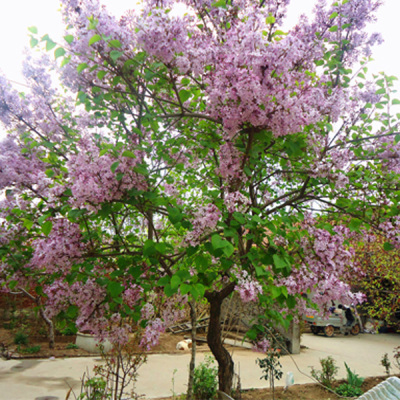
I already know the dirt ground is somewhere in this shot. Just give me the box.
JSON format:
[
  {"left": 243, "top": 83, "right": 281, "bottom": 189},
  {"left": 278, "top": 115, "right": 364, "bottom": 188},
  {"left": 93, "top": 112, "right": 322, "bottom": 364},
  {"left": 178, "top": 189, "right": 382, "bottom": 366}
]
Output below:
[
  {"left": 155, "top": 375, "right": 399, "bottom": 400},
  {"left": 0, "top": 327, "right": 209, "bottom": 359}
]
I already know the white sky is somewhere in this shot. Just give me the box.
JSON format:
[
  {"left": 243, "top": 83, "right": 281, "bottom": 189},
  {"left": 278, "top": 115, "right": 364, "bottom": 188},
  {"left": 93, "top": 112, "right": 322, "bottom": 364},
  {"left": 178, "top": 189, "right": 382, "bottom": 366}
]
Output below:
[{"left": 0, "top": 0, "right": 400, "bottom": 136}]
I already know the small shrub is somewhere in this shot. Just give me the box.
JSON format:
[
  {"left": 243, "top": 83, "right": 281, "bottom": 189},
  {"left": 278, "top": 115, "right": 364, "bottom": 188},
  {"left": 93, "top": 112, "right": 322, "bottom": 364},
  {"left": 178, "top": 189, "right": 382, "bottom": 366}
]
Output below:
[
  {"left": 335, "top": 383, "right": 363, "bottom": 397},
  {"left": 66, "top": 343, "right": 79, "bottom": 350},
  {"left": 257, "top": 351, "right": 283, "bottom": 400},
  {"left": 394, "top": 346, "right": 400, "bottom": 371},
  {"left": 344, "top": 362, "right": 364, "bottom": 388},
  {"left": 380, "top": 353, "right": 391, "bottom": 375},
  {"left": 334, "top": 362, "right": 364, "bottom": 397},
  {"left": 310, "top": 356, "right": 338, "bottom": 388},
  {"left": 193, "top": 355, "right": 218, "bottom": 400},
  {"left": 14, "top": 332, "right": 28, "bottom": 345},
  {"left": 3, "top": 321, "right": 16, "bottom": 330},
  {"left": 17, "top": 345, "right": 41, "bottom": 354},
  {"left": 77, "top": 376, "right": 111, "bottom": 400}
]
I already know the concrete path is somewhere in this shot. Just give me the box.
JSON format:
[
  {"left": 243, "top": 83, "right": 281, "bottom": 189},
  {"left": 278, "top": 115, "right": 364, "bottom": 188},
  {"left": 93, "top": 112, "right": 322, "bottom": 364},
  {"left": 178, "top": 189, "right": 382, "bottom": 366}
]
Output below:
[{"left": 0, "top": 333, "right": 399, "bottom": 399}]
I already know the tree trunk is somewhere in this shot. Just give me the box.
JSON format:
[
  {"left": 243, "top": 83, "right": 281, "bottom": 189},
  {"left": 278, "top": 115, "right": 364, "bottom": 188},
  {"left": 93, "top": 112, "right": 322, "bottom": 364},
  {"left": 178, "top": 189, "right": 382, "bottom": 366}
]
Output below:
[
  {"left": 186, "top": 300, "right": 196, "bottom": 400},
  {"left": 207, "top": 294, "right": 234, "bottom": 395},
  {"left": 39, "top": 305, "right": 55, "bottom": 349}
]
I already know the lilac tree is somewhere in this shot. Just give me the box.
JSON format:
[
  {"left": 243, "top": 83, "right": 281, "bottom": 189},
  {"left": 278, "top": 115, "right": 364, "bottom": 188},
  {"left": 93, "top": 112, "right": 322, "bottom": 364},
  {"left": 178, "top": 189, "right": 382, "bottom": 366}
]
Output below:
[{"left": 1, "top": 0, "right": 399, "bottom": 394}]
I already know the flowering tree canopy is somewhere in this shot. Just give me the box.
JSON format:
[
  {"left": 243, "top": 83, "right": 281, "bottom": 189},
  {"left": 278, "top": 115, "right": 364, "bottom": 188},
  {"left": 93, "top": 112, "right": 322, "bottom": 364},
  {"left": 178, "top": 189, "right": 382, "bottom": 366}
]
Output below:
[{"left": 1, "top": 0, "right": 399, "bottom": 393}]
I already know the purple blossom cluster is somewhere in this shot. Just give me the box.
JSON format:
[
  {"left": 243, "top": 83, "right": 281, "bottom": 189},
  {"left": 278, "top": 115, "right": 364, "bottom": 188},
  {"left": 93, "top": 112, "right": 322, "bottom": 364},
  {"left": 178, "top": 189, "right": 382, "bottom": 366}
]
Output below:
[
  {"left": 30, "top": 219, "right": 86, "bottom": 274},
  {"left": 280, "top": 222, "right": 364, "bottom": 315},
  {"left": 185, "top": 203, "right": 221, "bottom": 246},
  {"left": 234, "top": 267, "right": 263, "bottom": 303},
  {"left": 67, "top": 137, "right": 147, "bottom": 211}
]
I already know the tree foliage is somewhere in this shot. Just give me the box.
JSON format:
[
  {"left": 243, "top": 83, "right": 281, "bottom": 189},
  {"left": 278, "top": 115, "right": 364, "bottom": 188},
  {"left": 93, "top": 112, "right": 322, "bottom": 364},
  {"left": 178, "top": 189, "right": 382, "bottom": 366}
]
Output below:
[{"left": 0, "top": 0, "right": 399, "bottom": 393}]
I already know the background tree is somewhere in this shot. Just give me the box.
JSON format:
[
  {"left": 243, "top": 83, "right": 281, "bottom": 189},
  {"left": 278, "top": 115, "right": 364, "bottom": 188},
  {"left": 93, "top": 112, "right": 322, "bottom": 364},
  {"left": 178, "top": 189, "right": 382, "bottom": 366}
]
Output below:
[
  {"left": 352, "top": 236, "right": 400, "bottom": 328},
  {"left": 1, "top": 0, "right": 399, "bottom": 394}
]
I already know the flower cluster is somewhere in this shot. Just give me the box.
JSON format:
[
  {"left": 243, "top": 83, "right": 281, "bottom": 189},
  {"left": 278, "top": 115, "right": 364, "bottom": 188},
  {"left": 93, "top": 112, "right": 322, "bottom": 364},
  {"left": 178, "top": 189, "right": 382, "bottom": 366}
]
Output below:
[
  {"left": 67, "top": 137, "right": 147, "bottom": 211},
  {"left": 234, "top": 267, "right": 263, "bottom": 303},
  {"left": 185, "top": 203, "right": 221, "bottom": 246},
  {"left": 30, "top": 219, "right": 86, "bottom": 274}
]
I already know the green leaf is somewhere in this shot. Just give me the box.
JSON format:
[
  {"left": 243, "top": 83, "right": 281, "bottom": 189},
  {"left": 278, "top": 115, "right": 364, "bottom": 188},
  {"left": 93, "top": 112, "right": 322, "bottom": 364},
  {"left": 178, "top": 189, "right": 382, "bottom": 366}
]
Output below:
[
  {"left": 383, "top": 242, "right": 394, "bottom": 251},
  {"left": 64, "top": 35, "right": 74, "bottom": 44},
  {"left": 233, "top": 212, "right": 246, "bottom": 224},
  {"left": 42, "top": 220, "right": 53, "bottom": 236},
  {"left": 211, "top": 0, "right": 226, "bottom": 8},
  {"left": 30, "top": 37, "right": 39, "bottom": 48},
  {"left": 46, "top": 39, "right": 57, "bottom": 51},
  {"left": 164, "top": 283, "right": 176, "bottom": 297},
  {"left": 178, "top": 89, "right": 191, "bottom": 103},
  {"left": 110, "top": 50, "right": 123, "bottom": 62},
  {"left": 89, "top": 34, "right": 102, "bottom": 46},
  {"left": 77, "top": 63, "right": 89, "bottom": 73},
  {"left": 107, "top": 281, "right": 124, "bottom": 298},
  {"left": 23, "top": 219, "right": 34, "bottom": 231},
  {"left": 222, "top": 242, "right": 234, "bottom": 257},
  {"left": 266, "top": 15, "right": 276, "bottom": 24},
  {"left": 329, "top": 11, "right": 338, "bottom": 19},
  {"left": 54, "top": 47, "right": 66, "bottom": 59},
  {"left": 97, "top": 70, "right": 107, "bottom": 80},
  {"left": 392, "top": 99, "right": 400, "bottom": 105},
  {"left": 167, "top": 206, "right": 183, "bottom": 224},
  {"left": 273, "top": 254, "right": 287, "bottom": 270},
  {"left": 329, "top": 25, "right": 338, "bottom": 32},
  {"left": 180, "top": 283, "right": 191, "bottom": 295},
  {"left": 28, "top": 26, "right": 38, "bottom": 34},
  {"left": 349, "top": 218, "right": 362, "bottom": 232},
  {"left": 211, "top": 234, "right": 225, "bottom": 249},
  {"left": 110, "top": 161, "right": 119, "bottom": 173},
  {"left": 171, "top": 275, "right": 181, "bottom": 290},
  {"left": 122, "top": 150, "right": 136, "bottom": 158},
  {"left": 45, "top": 169, "right": 55, "bottom": 178},
  {"left": 181, "top": 78, "right": 190, "bottom": 86},
  {"left": 108, "top": 39, "right": 122, "bottom": 48},
  {"left": 157, "top": 275, "right": 170, "bottom": 287}
]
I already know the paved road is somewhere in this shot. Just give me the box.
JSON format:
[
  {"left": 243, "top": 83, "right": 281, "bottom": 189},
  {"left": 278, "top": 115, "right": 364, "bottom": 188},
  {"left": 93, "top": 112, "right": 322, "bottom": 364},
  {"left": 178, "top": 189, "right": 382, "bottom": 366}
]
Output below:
[{"left": 0, "top": 333, "right": 399, "bottom": 399}]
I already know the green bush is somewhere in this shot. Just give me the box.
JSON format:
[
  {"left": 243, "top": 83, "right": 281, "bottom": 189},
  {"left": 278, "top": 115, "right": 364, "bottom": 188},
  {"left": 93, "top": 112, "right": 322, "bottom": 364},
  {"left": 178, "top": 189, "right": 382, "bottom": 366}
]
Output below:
[
  {"left": 334, "top": 362, "right": 364, "bottom": 397},
  {"left": 66, "top": 343, "right": 79, "bottom": 349},
  {"left": 17, "top": 345, "right": 41, "bottom": 354},
  {"left": 77, "top": 377, "right": 111, "bottom": 400},
  {"left": 14, "top": 331, "right": 28, "bottom": 345},
  {"left": 193, "top": 355, "right": 218, "bottom": 400},
  {"left": 335, "top": 383, "right": 363, "bottom": 397},
  {"left": 344, "top": 362, "right": 364, "bottom": 388},
  {"left": 310, "top": 356, "right": 338, "bottom": 388}
]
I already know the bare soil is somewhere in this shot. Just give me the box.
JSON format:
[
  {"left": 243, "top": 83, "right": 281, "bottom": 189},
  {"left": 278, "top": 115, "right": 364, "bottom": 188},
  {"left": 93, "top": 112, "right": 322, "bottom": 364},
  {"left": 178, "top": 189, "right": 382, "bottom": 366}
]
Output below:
[
  {"left": 156, "top": 375, "right": 400, "bottom": 400},
  {"left": 0, "top": 327, "right": 211, "bottom": 359}
]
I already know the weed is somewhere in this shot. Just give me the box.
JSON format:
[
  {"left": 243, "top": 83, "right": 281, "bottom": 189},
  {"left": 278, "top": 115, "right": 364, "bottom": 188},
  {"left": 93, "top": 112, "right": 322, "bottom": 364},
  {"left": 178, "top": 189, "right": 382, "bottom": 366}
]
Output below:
[
  {"left": 310, "top": 356, "right": 338, "bottom": 388},
  {"left": 335, "top": 362, "right": 364, "bottom": 397},
  {"left": 66, "top": 343, "right": 79, "bottom": 350},
  {"left": 394, "top": 346, "right": 400, "bottom": 371},
  {"left": 380, "top": 353, "right": 391, "bottom": 375},
  {"left": 14, "top": 331, "right": 28, "bottom": 345},
  {"left": 77, "top": 375, "right": 111, "bottom": 400},
  {"left": 193, "top": 355, "right": 218, "bottom": 400},
  {"left": 17, "top": 345, "right": 41, "bottom": 354},
  {"left": 335, "top": 383, "right": 363, "bottom": 397}
]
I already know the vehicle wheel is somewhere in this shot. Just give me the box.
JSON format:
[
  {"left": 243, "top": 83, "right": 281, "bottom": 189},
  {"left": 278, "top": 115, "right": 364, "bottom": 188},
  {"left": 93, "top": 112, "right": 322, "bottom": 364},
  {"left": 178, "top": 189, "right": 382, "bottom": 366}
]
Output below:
[
  {"left": 324, "top": 325, "right": 335, "bottom": 337},
  {"left": 351, "top": 324, "right": 360, "bottom": 335},
  {"left": 311, "top": 326, "right": 318, "bottom": 335}
]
